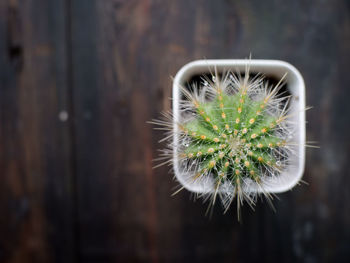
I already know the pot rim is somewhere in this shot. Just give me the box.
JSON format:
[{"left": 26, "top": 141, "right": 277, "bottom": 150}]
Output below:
[{"left": 172, "top": 59, "right": 306, "bottom": 194}]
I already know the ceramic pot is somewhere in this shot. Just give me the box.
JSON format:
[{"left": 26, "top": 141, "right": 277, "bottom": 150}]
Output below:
[{"left": 172, "top": 59, "right": 306, "bottom": 194}]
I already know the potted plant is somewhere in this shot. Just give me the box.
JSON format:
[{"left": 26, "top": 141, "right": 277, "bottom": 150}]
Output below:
[{"left": 151, "top": 59, "right": 306, "bottom": 219}]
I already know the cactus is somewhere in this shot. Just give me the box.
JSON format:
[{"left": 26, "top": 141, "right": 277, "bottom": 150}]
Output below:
[{"left": 150, "top": 64, "right": 298, "bottom": 219}]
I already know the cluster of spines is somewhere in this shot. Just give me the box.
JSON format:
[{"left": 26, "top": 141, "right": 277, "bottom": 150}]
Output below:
[{"left": 150, "top": 65, "right": 300, "bottom": 219}]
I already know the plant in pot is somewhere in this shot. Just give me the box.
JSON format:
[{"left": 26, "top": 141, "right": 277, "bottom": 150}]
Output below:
[{"left": 151, "top": 59, "right": 306, "bottom": 219}]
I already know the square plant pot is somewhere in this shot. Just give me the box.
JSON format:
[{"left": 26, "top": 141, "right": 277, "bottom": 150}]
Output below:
[{"left": 172, "top": 59, "right": 305, "bottom": 194}]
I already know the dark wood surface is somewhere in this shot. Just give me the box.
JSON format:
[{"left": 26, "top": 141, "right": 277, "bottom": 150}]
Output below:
[{"left": 0, "top": 0, "right": 349, "bottom": 262}]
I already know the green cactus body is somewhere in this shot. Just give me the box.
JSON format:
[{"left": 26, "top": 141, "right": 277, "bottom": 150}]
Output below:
[{"left": 182, "top": 92, "right": 283, "bottom": 182}]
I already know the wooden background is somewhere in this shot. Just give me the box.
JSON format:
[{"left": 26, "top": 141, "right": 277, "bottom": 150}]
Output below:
[{"left": 0, "top": 0, "right": 349, "bottom": 262}]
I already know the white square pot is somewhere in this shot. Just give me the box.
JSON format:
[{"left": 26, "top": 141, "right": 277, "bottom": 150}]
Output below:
[{"left": 172, "top": 59, "right": 306, "bottom": 194}]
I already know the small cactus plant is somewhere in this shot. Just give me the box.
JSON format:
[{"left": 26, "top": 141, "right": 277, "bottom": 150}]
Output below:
[{"left": 151, "top": 62, "right": 303, "bottom": 219}]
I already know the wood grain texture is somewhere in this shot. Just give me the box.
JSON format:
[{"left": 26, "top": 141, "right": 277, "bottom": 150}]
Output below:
[
  {"left": 0, "top": 0, "right": 349, "bottom": 262},
  {"left": 0, "top": 0, "right": 76, "bottom": 262}
]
